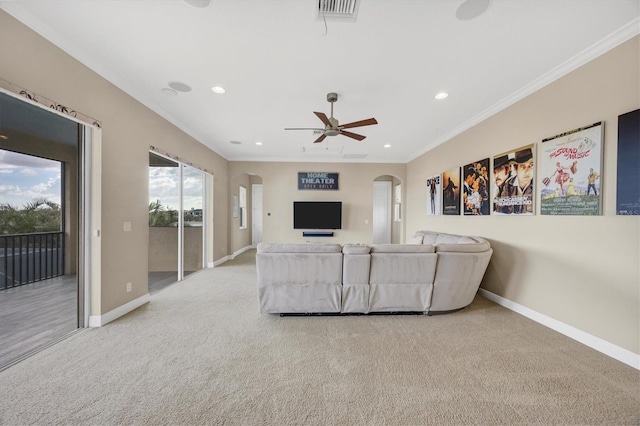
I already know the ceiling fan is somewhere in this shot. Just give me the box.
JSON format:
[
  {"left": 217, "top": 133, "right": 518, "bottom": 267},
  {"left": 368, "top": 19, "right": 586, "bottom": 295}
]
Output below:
[{"left": 285, "top": 92, "right": 378, "bottom": 143}]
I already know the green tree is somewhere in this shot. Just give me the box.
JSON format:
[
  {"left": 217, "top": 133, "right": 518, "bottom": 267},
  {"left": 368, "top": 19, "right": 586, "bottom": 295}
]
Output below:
[
  {"left": 149, "top": 200, "right": 178, "bottom": 227},
  {"left": 0, "top": 198, "right": 61, "bottom": 235}
]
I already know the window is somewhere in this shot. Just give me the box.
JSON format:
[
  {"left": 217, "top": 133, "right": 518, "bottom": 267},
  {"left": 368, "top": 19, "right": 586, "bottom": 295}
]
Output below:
[
  {"left": 239, "top": 185, "right": 247, "bottom": 229},
  {"left": 394, "top": 183, "right": 402, "bottom": 222}
]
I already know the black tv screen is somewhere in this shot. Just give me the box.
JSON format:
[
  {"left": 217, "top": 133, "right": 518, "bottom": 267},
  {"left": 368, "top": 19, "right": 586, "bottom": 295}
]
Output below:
[{"left": 293, "top": 201, "right": 342, "bottom": 230}]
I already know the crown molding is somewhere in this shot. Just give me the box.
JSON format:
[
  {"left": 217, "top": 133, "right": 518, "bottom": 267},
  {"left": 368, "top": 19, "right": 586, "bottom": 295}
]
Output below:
[{"left": 407, "top": 17, "right": 640, "bottom": 164}]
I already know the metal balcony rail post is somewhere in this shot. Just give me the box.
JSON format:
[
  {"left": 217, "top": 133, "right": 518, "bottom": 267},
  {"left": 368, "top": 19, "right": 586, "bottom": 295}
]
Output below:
[{"left": 0, "top": 232, "right": 64, "bottom": 290}]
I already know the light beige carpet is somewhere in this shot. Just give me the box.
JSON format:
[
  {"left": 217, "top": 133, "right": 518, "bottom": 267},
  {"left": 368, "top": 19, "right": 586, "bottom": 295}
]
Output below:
[{"left": 0, "top": 249, "right": 638, "bottom": 425}]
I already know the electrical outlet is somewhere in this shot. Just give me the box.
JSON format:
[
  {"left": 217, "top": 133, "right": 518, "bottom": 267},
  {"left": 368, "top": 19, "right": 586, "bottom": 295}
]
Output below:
[{"left": 126, "top": 282, "right": 132, "bottom": 292}]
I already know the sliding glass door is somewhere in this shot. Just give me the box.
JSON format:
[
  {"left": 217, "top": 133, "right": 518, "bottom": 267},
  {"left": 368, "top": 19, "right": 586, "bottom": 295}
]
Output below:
[
  {"left": 181, "top": 165, "right": 203, "bottom": 278},
  {"left": 0, "top": 92, "right": 81, "bottom": 369},
  {"left": 148, "top": 152, "right": 205, "bottom": 293}
]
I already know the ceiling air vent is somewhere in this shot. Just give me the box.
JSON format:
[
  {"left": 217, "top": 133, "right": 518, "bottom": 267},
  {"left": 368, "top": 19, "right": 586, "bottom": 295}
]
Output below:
[
  {"left": 302, "top": 145, "right": 344, "bottom": 157},
  {"left": 343, "top": 153, "right": 368, "bottom": 159},
  {"left": 317, "top": 0, "right": 359, "bottom": 21}
]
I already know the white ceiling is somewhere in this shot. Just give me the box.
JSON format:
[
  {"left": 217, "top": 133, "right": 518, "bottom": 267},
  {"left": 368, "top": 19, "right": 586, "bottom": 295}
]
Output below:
[{"left": 2, "top": 1, "right": 638, "bottom": 163}]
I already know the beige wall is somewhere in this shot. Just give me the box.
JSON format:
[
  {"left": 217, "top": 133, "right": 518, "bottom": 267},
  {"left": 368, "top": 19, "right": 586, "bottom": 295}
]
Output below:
[
  {"left": 0, "top": 10, "right": 229, "bottom": 315},
  {"left": 406, "top": 36, "right": 640, "bottom": 355},
  {"left": 229, "top": 162, "right": 406, "bottom": 246}
]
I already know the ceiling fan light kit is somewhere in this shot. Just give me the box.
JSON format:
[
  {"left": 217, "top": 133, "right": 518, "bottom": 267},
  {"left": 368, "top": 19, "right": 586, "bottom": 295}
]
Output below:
[{"left": 285, "top": 92, "right": 378, "bottom": 143}]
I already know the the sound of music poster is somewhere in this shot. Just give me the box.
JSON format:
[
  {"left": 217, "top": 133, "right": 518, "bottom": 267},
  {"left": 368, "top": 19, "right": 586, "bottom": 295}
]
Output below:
[{"left": 539, "top": 122, "right": 604, "bottom": 215}]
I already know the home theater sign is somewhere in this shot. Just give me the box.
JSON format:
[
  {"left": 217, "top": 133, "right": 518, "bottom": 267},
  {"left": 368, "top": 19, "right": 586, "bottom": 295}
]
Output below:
[{"left": 298, "top": 172, "right": 339, "bottom": 190}]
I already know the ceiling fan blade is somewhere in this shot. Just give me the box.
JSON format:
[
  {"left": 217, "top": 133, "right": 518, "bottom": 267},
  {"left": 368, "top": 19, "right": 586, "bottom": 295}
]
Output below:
[
  {"left": 340, "top": 118, "right": 378, "bottom": 129},
  {"left": 284, "top": 127, "right": 324, "bottom": 131},
  {"left": 340, "top": 130, "right": 366, "bottom": 141},
  {"left": 313, "top": 133, "right": 327, "bottom": 143},
  {"left": 314, "top": 111, "right": 332, "bottom": 126}
]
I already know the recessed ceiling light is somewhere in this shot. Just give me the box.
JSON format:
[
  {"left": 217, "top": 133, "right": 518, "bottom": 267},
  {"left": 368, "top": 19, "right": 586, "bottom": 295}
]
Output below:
[
  {"left": 211, "top": 86, "right": 226, "bottom": 94},
  {"left": 0, "top": 134, "right": 8, "bottom": 140},
  {"left": 168, "top": 81, "right": 192, "bottom": 92},
  {"left": 456, "top": 0, "right": 491, "bottom": 20},
  {"left": 384, "top": 144, "right": 391, "bottom": 148},
  {"left": 255, "top": 142, "right": 263, "bottom": 146},
  {"left": 435, "top": 92, "right": 448, "bottom": 100},
  {"left": 184, "top": 0, "right": 211, "bottom": 8},
  {"left": 230, "top": 140, "right": 242, "bottom": 145},
  {"left": 161, "top": 88, "right": 178, "bottom": 96}
]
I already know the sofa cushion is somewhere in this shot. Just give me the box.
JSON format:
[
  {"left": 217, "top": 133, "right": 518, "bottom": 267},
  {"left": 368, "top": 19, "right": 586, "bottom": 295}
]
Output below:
[
  {"left": 434, "top": 240, "right": 490, "bottom": 253},
  {"left": 371, "top": 244, "right": 436, "bottom": 253},
  {"left": 257, "top": 242, "right": 342, "bottom": 253},
  {"left": 415, "top": 230, "right": 443, "bottom": 245},
  {"left": 342, "top": 243, "right": 371, "bottom": 254},
  {"left": 408, "top": 235, "right": 423, "bottom": 244},
  {"left": 415, "top": 230, "right": 478, "bottom": 245}
]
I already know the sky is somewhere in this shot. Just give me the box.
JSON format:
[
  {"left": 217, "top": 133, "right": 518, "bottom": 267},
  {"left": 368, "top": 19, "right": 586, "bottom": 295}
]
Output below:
[
  {"left": 0, "top": 149, "right": 62, "bottom": 208},
  {"left": 149, "top": 166, "right": 204, "bottom": 211},
  {"left": 0, "top": 149, "right": 204, "bottom": 211}
]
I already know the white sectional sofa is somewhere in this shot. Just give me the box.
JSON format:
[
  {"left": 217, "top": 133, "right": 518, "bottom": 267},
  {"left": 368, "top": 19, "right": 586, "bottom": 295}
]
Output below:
[
  {"left": 256, "top": 231, "right": 492, "bottom": 315},
  {"left": 414, "top": 231, "right": 493, "bottom": 313},
  {"left": 256, "top": 242, "right": 343, "bottom": 314}
]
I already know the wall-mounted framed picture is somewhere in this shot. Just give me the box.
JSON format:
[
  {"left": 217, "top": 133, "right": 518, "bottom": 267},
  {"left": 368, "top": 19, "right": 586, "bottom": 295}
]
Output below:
[
  {"left": 297, "top": 172, "right": 339, "bottom": 190},
  {"left": 617, "top": 109, "right": 639, "bottom": 215},
  {"left": 426, "top": 174, "right": 441, "bottom": 216},
  {"left": 539, "top": 122, "right": 603, "bottom": 215},
  {"left": 442, "top": 167, "right": 460, "bottom": 215},
  {"left": 462, "top": 158, "right": 490, "bottom": 215},
  {"left": 493, "top": 144, "right": 535, "bottom": 215}
]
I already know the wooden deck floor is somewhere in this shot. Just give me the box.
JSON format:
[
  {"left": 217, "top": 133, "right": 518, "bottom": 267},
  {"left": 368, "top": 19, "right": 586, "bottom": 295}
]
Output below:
[
  {"left": 0, "top": 275, "right": 78, "bottom": 370},
  {"left": 0, "top": 271, "right": 186, "bottom": 370}
]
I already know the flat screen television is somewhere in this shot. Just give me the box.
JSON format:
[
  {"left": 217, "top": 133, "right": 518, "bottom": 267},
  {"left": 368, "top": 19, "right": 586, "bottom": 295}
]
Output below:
[{"left": 293, "top": 201, "right": 342, "bottom": 230}]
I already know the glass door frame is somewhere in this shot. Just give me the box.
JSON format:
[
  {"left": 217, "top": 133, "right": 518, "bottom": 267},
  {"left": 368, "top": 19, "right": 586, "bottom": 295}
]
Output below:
[
  {"left": 149, "top": 151, "right": 210, "bottom": 281},
  {"left": 0, "top": 88, "right": 101, "bottom": 333}
]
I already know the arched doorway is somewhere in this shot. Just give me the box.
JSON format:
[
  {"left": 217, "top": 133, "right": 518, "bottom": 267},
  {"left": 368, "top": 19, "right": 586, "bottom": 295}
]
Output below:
[{"left": 372, "top": 175, "right": 403, "bottom": 244}]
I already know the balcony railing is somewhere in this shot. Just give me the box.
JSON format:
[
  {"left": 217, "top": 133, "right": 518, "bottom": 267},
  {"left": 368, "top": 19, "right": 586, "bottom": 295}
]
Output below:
[{"left": 0, "top": 232, "right": 64, "bottom": 290}]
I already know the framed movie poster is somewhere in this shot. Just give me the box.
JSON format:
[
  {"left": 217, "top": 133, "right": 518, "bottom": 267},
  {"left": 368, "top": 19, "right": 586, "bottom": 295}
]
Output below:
[
  {"left": 617, "top": 109, "right": 640, "bottom": 215},
  {"left": 426, "top": 174, "right": 441, "bottom": 215},
  {"left": 442, "top": 167, "right": 460, "bottom": 215},
  {"left": 493, "top": 144, "right": 535, "bottom": 215},
  {"left": 539, "top": 122, "right": 603, "bottom": 215},
  {"left": 462, "top": 158, "right": 490, "bottom": 215}
]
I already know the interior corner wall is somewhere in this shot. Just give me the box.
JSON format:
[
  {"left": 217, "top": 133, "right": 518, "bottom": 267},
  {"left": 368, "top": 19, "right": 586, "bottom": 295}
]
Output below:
[
  {"left": 406, "top": 36, "right": 640, "bottom": 356},
  {"left": 0, "top": 10, "right": 229, "bottom": 315},
  {"left": 229, "top": 161, "right": 406, "bottom": 246}
]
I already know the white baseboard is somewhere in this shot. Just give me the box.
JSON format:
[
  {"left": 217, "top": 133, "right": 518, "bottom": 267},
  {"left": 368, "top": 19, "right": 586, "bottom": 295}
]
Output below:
[
  {"left": 213, "top": 245, "right": 255, "bottom": 267},
  {"left": 478, "top": 289, "right": 640, "bottom": 370},
  {"left": 233, "top": 245, "right": 255, "bottom": 258},
  {"left": 213, "top": 255, "right": 231, "bottom": 267},
  {"left": 88, "top": 293, "right": 150, "bottom": 327}
]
